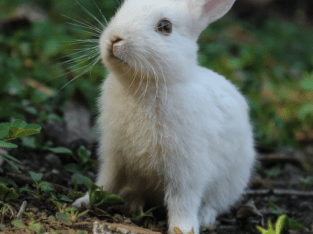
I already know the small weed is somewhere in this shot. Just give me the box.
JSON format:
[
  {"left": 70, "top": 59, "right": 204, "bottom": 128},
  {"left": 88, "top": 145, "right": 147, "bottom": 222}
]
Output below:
[
  {"left": 12, "top": 212, "right": 46, "bottom": 234},
  {"left": 132, "top": 206, "right": 159, "bottom": 221},
  {"left": 0, "top": 202, "right": 9, "bottom": 223},
  {"left": 299, "top": 176, "right": 313, "bottom": 185},
  {"left": 56, "top": 206, "right": 88, "bottom": 227},
  {"left": 256, "top": 215, "right": 286, "bottom": 234},
  {"left": 0, "top": 120, "right": 41, "bottom": 173},
  {"left": 0, "top": 183, "right": 19, "bottom": 201},
  {"left": 267, "top": 202, "right": 309, "bottom": 231},
  {"left": 71, "top": 173, "right": 124, "bottom": 207}
]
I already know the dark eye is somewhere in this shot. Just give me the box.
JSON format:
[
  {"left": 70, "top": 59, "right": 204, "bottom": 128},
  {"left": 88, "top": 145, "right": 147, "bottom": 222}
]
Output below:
[{"left": 156, "top": 19, "right": 172, "bottom": 36}]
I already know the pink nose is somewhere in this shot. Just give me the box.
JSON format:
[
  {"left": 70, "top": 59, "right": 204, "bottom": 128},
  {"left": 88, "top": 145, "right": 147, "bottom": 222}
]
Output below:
[{"left": 113, "top": 44, "right": 119, "bottom": 54}]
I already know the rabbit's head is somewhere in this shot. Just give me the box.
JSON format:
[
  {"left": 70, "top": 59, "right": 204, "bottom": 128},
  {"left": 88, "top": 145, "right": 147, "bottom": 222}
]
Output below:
[{"left": 99, "top": 0, "right": 236, "bottom": 84}]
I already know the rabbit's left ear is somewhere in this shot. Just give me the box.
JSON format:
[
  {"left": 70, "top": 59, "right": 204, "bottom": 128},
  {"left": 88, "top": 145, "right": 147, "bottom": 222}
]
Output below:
[{"left": 188, "top": 0, "right": 236, "bottom": 34}]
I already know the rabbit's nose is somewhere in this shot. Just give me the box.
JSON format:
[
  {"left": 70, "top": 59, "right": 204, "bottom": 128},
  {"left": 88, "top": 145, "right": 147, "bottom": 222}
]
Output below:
[{"left": 110, "top": 36, "right": 123, "bottom": 54}]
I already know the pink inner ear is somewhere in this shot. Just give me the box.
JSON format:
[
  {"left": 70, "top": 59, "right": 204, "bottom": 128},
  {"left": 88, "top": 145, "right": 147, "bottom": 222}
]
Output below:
[{"left": 203, "top": 0, "right": 220, "bottom": 14}]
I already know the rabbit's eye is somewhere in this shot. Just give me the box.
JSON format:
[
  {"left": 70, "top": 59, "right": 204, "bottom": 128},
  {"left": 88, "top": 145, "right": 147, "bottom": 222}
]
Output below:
[{"left": 156, "top": 19, "right": 172, "bottom": 36}]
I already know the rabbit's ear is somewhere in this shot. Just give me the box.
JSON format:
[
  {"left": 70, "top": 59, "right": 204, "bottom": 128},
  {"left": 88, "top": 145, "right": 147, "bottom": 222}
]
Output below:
[{"left": 188, "top": 0, "right": 235, "bottom": 33}]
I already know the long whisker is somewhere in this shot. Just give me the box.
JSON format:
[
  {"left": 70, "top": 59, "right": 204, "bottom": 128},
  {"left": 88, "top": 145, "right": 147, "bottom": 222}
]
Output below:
[
  {"left": 61, "top": 50, "right": 100, "bottom": 70},
  {"left": 67, "top": 22, "right": 102, "bottom": 35},
  {"left": 57, "top": 55, "right": 101, "bottom": 92},
  {"left": 91, "top": 0, "right": 108, "bottom": 25},
  {"left": 49, "top": 52, "right": 100, "bottom": 84},
  {"left": 53, "top": 47, "right": 99, "bottom": 68},
  {"left": 65, "top": 39, "right": 99, "bottom": 45},
  {"left": 68, "top": 27, "right": 101, "bottom": 37},
  {"left": 76, "top": 0, "right": 105, "bottom": 29},
  {"left": 62, "top": 14, "right": 102, "bottom": 34}
]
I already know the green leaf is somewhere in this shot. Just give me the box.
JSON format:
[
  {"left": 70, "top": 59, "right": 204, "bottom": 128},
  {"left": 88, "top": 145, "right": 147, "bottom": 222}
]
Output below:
[
  {"left": 297, "top": 103, "right": 313, "bottom": 120},
  {"left": 7, "top": 126, "right": 23, "bottom": 139},
  {"left": 132, "top": 207, "right": 146, "bottom": 221},
  {"left": 1, "top": 154, "right": 22, "bottom": 164},
  {"left": 16, "top": 129, "right": 40, "bottom": 138},
  {"left": 30, "top": 223, "right": 46, "bottom": 234},
  {"left": 24, "top": 123, "right": 42, "bottom": 131},
  {"left": 29, "top": 171, "right": 44, "bottom": 184},
  {"left": 0, "top": 177, "right": 18, "bottom": 189},
  {"left": 24, "top": 106, "right": 38, "bottom": 115},
  {"left": 60, "top": 195, "right": 73, "bottom": 202},
  {"left": 6, "top": 187, "right": 19, "bottom": 200},
  {"left": 132, "top": 206, "right": 158, "bottom": 221},
  {"left": 64, "top": 163, "right": 81, "bottom": 174},
  {"left": 286, "top": 217, "right": 307, "bottom": 231},
  {"left": 67, "top": 191, "right": 85, "bottom": 200},
  {"left": 0, "top": 123, "right": 10, "bottom": 139},
  {"left": 92, "top": 191, "right": 124, "bottom": 207},
  {"left": 77, "top": 209, "right": 89, "bottom": 218},
  {"left": 275, "top": 215, "right": 286, "bottom": 234},
  {"left": 11, "top": 219, "right": 26, "bottom": 228},
  {"left": 39, "top": 181, "right": 55, "bottom": 194},
  {"left": 65, "top": 207, "right": 76, "bottom": 212},
  {"left": 300, "top": 73, "right": 313, "bottom": 91},
  {"left": 78, "top": 146, "right": 91, "bottom": 164},
  {"left": 56, "top": 212, "right": 71, "bottom": 225},
  {"left": 19, "top": 187, "right": 34, "bottom": 194},
  {"left": 0, "top": 140, "right": 18, "bottom": 148},
  {"left": 48, "top": 147, "right": 73, "bottom": 155},
  {"left": 71, "top": 173, "right": 92, "bottom": 187},
  {"left": 0, "top": 184, "right": 10, "bottom": 200},
  {"left": 11, "top": 120, "right": 27, "bottom": 128},
  {"left": 2, "top": 155, "right": 21, "bottom": 173},
  {"left": 49, "top": 215, "right": 56, "bottom": 223},
  {"left": 0, "top": 223, "right": 5, "bottom": 228}
]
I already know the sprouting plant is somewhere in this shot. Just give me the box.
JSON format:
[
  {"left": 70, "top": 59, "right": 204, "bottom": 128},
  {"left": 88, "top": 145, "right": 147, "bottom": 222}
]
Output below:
[
  {"left": 87, "top": 183, "right": 124, "bottom": 207},
  {"left": 256, "top": 215, "right": 286, "bottom": 234},
  {"left": 132, "top": 206, "right": 159, "bottom": 221},
  {"left": 267, "top": 202, "right": 309, "bottom": 232},
  {"left": 0, "top": 183, "right": 19, "bottom": 202},
  {"left": 61, "top": 145, "right": 96, "bottom": 184},
  {"left": 0, "top": 120, "right": 41, "bottom": 173},
  {"left": 27, "top": 171, "right": 73, "bottom": 203},
  {"left": 298, "top": 176, "right": 313, "bottom": 189},
  {"left": 11, "top": 212, "right": 46, "bottom": 234},
  {"left": 71, "top": 173, "right": 124, "bottom": 207},
  {"left": 56, "top": 206, "right": 89, "bottom": 227},
  {"left": 0, "top": 202, "right": 9, "bottom": 223},
  {"left": 53, "top": 201, "right": 68, "bottom": 214}
]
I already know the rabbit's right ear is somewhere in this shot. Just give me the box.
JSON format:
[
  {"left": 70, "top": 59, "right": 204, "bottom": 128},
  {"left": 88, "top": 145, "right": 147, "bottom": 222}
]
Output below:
[{"left": 187, "top": 0, "right": 236, "bottom": 35}]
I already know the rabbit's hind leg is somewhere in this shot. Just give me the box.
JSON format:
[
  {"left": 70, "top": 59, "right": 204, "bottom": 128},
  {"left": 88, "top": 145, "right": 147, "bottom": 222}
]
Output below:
[{"left": 198, "top": 204, "right": 218, "bottom": 226}]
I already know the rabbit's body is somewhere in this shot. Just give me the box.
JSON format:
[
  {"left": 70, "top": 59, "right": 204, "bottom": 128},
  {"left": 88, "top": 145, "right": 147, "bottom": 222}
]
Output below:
[{"left": 74, "top": 0, "right": 256, "bottom": 233}]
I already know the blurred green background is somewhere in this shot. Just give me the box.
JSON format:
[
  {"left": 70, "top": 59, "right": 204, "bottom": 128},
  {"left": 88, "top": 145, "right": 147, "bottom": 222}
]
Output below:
[{"left": 0, "top": 0, "right": 312, "bottom": 151}]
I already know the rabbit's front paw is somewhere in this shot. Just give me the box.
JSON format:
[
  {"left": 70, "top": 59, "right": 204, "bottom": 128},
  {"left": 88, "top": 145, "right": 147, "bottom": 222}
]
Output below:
[
  {"left": 73, "top": 193, "right": 89, "bottom": 207},
  {"left": 169, "top": 226, "right": 196, "bottom": 234},
  {"left": 168, "top": 217, "right": 199, "bottom": 234}
]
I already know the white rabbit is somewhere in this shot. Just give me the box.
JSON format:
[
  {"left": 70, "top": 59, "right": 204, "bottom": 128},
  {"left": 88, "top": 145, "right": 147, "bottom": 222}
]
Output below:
[{"left": 73, "top": 0, "right": 256, "bottom": 233}]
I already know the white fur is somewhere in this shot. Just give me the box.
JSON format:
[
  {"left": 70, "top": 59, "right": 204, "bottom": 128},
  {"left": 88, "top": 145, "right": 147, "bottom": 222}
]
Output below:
[{"left": 73, "top": 0, "right": 256, "bottom": 233}]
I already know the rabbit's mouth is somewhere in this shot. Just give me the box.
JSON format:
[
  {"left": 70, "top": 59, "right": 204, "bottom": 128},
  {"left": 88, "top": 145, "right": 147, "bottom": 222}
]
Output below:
[
  {"left": 107, "top": 36, "right": 128, "bottom": 64},
  {"left": 110, "top": 53, "right": 123, "bottom": 63}
]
